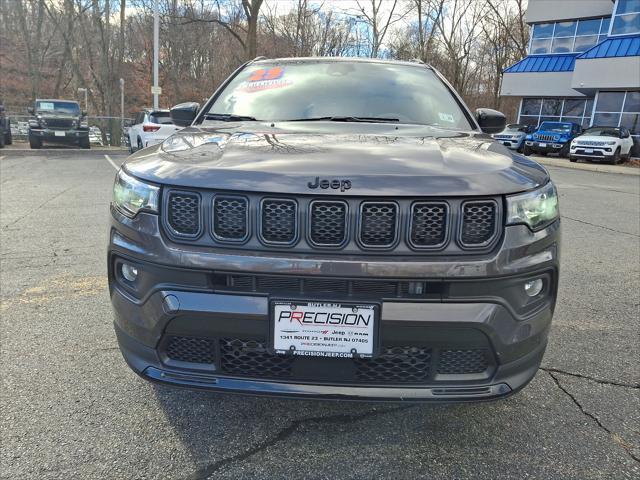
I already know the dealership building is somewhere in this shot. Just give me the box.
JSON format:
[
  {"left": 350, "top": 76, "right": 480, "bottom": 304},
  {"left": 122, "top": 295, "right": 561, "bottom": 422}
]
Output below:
[{"left": 501, "top": 0, "right": 640, "bottom": 152}]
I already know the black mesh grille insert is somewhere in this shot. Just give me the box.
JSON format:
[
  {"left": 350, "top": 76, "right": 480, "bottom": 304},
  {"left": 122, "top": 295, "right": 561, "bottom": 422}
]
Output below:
[
  {"left": 354, "top": 346, "right": 432, "bottom": 383},
  {"left": 461, "top": 201, "right": 497, "bottom": 246},
  {"left": 165, "top": 336, "right": 216, "bottom": 364},
  {"left": 360, "top": 202, "right": 398, "bottom": 247},
  {"left": 167, "top": 192, "right": 200, "bottom": 236},
  {"left": 437, "top": 349, "right": 489, "bottom": 374},
  {"left": 410, "top": 203, "right": 448, "bottom": 247},
  {"left": 213, "top": 196, "right": 248, "bottom": 241},
  {"left": 220, "top": 338, "right": 293, "bottom": 377},
  {"left": 261, "top": 199, "right": 297, "bottom": 244},
  {"left": 310, "top": 201, "right": 347, "bottom": 246}
]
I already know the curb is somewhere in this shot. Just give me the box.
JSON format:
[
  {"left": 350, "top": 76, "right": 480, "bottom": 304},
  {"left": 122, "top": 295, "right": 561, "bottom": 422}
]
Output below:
[
  {"left": 0, "top": 148, "right": 129, "bottom": 157},
  {"left": 532, "top": 156, "right": 640, "bottom": 176}
]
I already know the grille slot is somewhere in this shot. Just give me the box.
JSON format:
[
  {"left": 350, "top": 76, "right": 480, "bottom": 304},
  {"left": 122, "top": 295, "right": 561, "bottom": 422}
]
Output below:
[
  {"left": 359, "top": 202, "right": 398, "bottom": 248},
  {"left": 260, "top": 199, "right": 297, "bottom": 244},
  {"left": 410, "top": 202, "right": 448, "bottom": 248},
  {"left": 437, "top": 349, "right": 489, "bottom": 375},
  {"left": 309, "top": 201, "right": 348, "bottom": 246},
  {"left": 220, "top": 337, "right": 293, "bottom": 378},
  {"left": 165, "top": 336, "right": 216, "bottom": 364},
  {"left": 536, "top": 134, "right": 557, "bottom": 142},
  {"left": 167, "top": 192, "right": 200, "bottom": 236},
  {"left": 354, "top": 346, "right": 432, "bottom": 383},
  {"left": 213, "top": 195, "right": 248, "bottom": 241},
  {"left": 460, "top": 201, "right": 497, "bottom": 247},
  {"left": 45, "top": 118, "right": 74, "bottom": 129}
]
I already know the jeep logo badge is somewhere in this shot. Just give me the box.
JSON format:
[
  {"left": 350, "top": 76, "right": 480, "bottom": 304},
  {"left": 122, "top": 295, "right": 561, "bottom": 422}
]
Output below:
[{"left": 307, "top": 177, "right": 352, "bottom": 192}]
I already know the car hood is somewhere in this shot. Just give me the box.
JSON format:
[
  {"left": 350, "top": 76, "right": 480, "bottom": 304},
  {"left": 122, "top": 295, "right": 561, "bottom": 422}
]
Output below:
[
  {"left": 572, "top": 135, "right": 616, "bottom": 143},
  {"left": 124, "top": 122, "right": 549, "bottom": 196}
]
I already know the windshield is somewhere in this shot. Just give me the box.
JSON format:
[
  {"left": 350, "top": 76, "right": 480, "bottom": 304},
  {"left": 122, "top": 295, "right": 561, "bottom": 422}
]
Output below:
[
  {"left": 539, "top": 122, "right": 572, "bottom": 133},
  {"left": 504, "top": 126, "right": 525, "bottom": 134},
  {"left": 36, "top": 101, "right": 81, "bottom": 115},
  {"left": 583, "top": 127, "right": 620, "bottom": 137},
  {"left": 203, "top": 61, "right": 473, "bottom": 129}
]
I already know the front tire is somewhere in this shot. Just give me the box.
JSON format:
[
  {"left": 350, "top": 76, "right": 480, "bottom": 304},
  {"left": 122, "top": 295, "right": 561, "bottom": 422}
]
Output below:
[
  {"left": 0, "top": 131, "right": 4, "bottom": 148},
  {"left": 523, "top": 145, "right": 532, "bottom": 156},
  {"left": 29, "top": 134, "right": 42, "bottom": 149},
  {"left": 137, "top": 137, "right": 143, "bottom": 152},
  {"left": 559, "top": 144, "right": 570, "bottom": 158},
  {"left": 80, "top": 136, "right": 90, "bottom": 149},
  {"left": 610, "top": 148, "right": 621, "bottom": 165},
  {"left": 569, "top": 156, "right": 577, "bottom": 163}
]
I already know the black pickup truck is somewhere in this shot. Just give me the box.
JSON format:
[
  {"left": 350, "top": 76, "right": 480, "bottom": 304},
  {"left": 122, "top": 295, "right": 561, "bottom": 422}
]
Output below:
[
  {"left": 0, "top": 103, "right": 12, "bottom": 148},
  {"left": 28, "top": 99, "right": 89, "bottom": 149}
]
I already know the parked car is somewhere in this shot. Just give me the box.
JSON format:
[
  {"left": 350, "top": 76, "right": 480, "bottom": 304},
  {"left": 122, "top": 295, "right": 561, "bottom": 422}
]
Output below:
[
  {"left": 27, "top": 99, "right": 89, "bottom": 149},
  {"left": 127, "top": 109, "right": 181, "bottom": 153},
  {"left": 0, "top": 103, "right": 12, "bottom": 148},
  {"left": 523, "top": 121, "right": 582, "bottom": 157},
  {"left": 569, "top": 126, "right": 634, "bottom": 164},
  {"left": 492, "top": 123, "right": 534, "bottom": 153},
  {"left": 109, "top": 57, "right": 560, "bottom": 402}
]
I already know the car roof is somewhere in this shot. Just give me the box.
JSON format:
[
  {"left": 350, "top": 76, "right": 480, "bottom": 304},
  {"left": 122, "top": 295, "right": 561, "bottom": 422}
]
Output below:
[
  {"left": 252, "top": 56, "right": 432, "bottom": 69},
  {"left": 587, "top": 125, "right": 620, "bottom": 129},
  {"left": 35, "top": 99, "right": 80, "bottom": 103}
]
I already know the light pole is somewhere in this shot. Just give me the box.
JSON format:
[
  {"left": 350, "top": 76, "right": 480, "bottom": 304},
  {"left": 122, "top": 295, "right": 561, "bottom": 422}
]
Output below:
[
  {"left": 77, "top": 87, "right": 88, "bottom": 114},
  {"left": 120, "top": 78, "right": 125, "bottom": 147},
  {"left": 153, "top": 0, "right": 159, "bottom": 109}
]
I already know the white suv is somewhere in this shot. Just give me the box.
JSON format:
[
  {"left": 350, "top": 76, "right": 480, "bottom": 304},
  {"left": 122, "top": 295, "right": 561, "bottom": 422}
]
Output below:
[
  {"left": 570, "top": 126, "right": 635, "bottom": 164},
  {"left": 128, "top": 109, "right": 181, "bottom": 153}
]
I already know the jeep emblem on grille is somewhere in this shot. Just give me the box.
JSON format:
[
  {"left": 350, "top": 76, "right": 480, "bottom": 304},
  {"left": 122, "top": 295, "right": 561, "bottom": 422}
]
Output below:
[{"left": 307, "top": 177, "right": 352, "bottom": 192}]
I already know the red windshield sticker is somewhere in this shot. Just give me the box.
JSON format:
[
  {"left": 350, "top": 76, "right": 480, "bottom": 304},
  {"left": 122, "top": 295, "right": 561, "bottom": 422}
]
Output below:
[
  {"left": 239, "top": 67, "right": 290, "bottom": 93},
  {"left": 248, "top": 67, "right": 284, "bottom": 82}
]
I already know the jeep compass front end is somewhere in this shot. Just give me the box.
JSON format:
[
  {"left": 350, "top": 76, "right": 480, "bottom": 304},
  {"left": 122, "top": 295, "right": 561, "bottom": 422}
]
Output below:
[{"left": 109, "top": 58, "right": 560, "bottom": 401}]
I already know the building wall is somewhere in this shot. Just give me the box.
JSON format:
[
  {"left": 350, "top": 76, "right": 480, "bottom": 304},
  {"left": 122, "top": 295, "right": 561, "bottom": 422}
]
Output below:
[
  {"left": 573, "top": 57, "right": 640, "bottom": 91},
  {"left": 526, "top": 0, "right": 614, "bottom": 23},
  {"left": 501, "top": 72, "right": 582, "bottom": 97}
]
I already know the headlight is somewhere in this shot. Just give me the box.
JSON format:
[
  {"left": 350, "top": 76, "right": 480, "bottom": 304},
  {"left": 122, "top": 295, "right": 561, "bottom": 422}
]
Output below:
[
  {"left": 80, "top": 119, "right": 88, "bottom": 128},
  {"left": 606, "top": 141, "right": 616, "bottom": 146},
  {"left": 506, "top": 181, "right": 559, "bottom": 231},
  {"left": 112, "top": 170, "right": 159, "bottom": 217}
]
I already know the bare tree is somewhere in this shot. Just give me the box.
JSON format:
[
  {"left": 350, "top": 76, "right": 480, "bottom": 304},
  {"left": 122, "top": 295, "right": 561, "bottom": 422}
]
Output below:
[{"left": 353, "top": 0, "right": 407, "bottom": 58}]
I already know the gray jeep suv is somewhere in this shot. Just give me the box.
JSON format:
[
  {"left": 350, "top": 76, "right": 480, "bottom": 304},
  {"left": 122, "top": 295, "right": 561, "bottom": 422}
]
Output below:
[{"left": 109, "top": 58, "right": 560, "bottom": 401}]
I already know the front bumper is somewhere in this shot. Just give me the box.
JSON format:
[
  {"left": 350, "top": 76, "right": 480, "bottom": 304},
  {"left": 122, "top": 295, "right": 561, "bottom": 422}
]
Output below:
[
  {"left": 525, "top": 141, "right": 566, "bottom": 153},
  {"left": 570, "top": 147, "right": 616, "bottom": 161},
  {"left": 495, "top": 139, "right": 522, "bottom": 150},
  {"left": 109, "top": 209, "right": 560, "bottom": 401},
  {"left": 30, "top": 128, "right": 88, "bottom": 142}
]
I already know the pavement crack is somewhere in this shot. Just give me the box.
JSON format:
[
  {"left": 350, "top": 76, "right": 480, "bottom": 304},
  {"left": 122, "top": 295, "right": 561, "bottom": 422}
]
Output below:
[
  {"left": 2, "top": 185, "right": 75, "bottom": 229},
  {"left": 540, "top": 367, "right": 640, "bottom": 389},
  {"left": 547, "top": 370, "right": 640, "bottom": 464},
  {"left": 184, "top": 405, "right": 415, "bottom": 480},
  {"left": 560, "top": 215, "right": 639, "bottom": 237}
]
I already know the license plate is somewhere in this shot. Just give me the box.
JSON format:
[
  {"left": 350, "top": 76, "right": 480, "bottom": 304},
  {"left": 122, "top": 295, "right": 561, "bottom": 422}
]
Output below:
[
  {"left": 585, "top": 148, "right": 594, "bottom": 154},
  {"left": 54, "top": 131, "right": 65, "bottom": 137},
  {"left": 538, "top": 142, "right": 547, "bottom": 148},
  {"left": 272, "top": 301, "right": 377, "bottom": 358}
]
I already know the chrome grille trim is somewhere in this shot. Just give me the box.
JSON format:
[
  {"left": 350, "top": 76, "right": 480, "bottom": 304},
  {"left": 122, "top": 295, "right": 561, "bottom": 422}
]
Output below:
[
  {"left": 258, "top": 198, "right": 299, "bottom": 246},
  {"left": 307, "top": 200, "right": 349, "bottom": 248}
]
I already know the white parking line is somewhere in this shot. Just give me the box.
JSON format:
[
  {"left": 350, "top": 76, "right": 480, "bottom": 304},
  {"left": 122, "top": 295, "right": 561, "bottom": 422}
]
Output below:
[{"left": 104, "top": 154, "right": 120, "bottom": 171}]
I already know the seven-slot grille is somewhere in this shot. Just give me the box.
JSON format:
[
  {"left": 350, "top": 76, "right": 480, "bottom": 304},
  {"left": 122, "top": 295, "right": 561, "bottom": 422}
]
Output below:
[
  {"left": 213, "top": 195, "right": 248, "bottom": 241},
  {"left": 309, "top": 201, "right": 347, "bottom": 246},
  {"left": 410, "top": 202, "right": 448, "bottom": 248},
  {"left": 359, "top": 202, "right": 398, "bottom": 247},
  {"left": 460, "top": 201, "right": 497, "bottom": 247},
  {"left": 261, "top": 199, "right": 297, "bottom": 244},
  {"left": 164, "top": 191, "right": 501, "bottom": 252},
  {"left": 167, "top": 192, "right": 200, "bottom": 236},
  {"left": 535, "top": 134, "right": 557, "bottom": 142}
]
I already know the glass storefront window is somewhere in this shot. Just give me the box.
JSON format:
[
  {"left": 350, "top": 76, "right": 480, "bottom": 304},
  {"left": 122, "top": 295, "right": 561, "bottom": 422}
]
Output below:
[
  {"left": 597, "top": 92, "right": 626, "bottom": 112},
  {"left": 518, "top": 97, "right": 595, "bottom": 128},
  {"left": 593, "top": 91, "right": 640, "bottom": 135},
  {"left": 528, "top": 17, "right": 610, "bottom": 54}
]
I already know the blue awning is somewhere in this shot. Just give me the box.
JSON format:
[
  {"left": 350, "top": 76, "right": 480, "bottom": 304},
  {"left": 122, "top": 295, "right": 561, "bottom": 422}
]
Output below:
[
  {"left": 577, "top": 34, "right": 640, "bottom": 59},
  {"left": 503, "top": 54, "right": 577, "bottom": 73}
]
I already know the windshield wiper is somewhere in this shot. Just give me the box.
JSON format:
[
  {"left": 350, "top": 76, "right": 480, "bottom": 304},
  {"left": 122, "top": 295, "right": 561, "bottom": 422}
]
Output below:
[
  {"left": 286, "top": 116, "right": 400, "bottom": 123},
  {"left": 204, "top": 113, "right": 259, "bottom": 122}
]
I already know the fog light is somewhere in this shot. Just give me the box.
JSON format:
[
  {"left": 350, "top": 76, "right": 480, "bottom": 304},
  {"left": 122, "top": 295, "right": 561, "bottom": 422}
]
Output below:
[
  {"left": 121, "top": 263, "right": 138, "bottom": 282},
  {"left": 524, "top": 278, "right": 543, "bottom": 297}
]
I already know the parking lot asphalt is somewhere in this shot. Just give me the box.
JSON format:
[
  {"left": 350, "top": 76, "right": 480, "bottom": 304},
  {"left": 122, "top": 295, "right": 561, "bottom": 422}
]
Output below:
[{"left": 1, "top": 150, "right": 638, "bottom": 479}]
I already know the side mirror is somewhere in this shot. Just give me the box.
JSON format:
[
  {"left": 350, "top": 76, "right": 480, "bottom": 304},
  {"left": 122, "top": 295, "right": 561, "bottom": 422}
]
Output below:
[
  {"left": 170, "top": 102, "right": 200, "bottom": 127},
  {"left": 476, "top": 108, "right": 506, "bottom": 134},
  {"left": 27, "top": 107, "right": 35, "bottom": 115}
]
